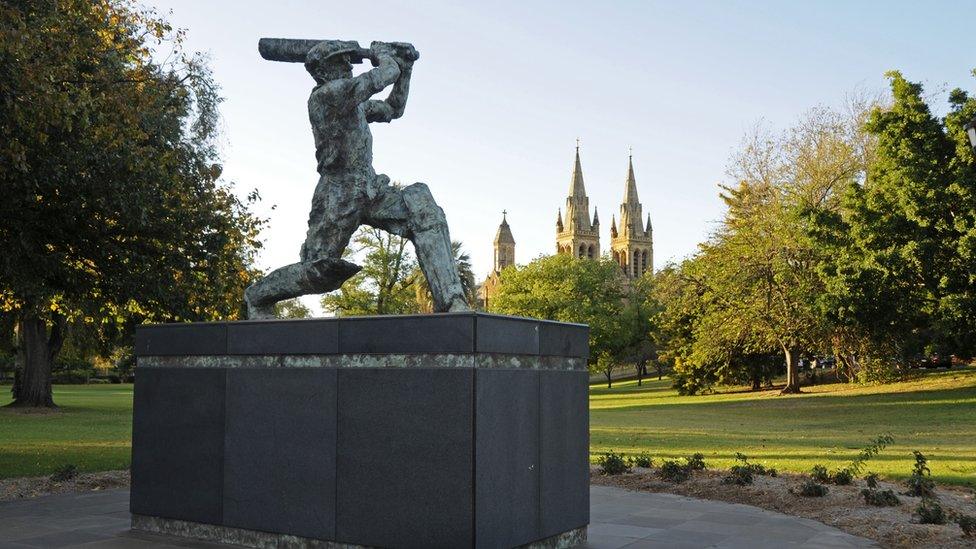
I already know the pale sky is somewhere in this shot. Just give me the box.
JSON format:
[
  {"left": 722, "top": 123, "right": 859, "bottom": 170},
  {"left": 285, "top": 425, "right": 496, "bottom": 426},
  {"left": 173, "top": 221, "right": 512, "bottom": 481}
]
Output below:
[{"left": 154, "top": 0, "right": 976, "bottom": 311}]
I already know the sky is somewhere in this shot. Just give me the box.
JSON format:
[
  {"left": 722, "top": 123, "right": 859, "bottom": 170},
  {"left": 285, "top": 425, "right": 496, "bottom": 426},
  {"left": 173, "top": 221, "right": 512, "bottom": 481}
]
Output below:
[{"left": 153, "top": 0, "right": 976, "bottom": 310}]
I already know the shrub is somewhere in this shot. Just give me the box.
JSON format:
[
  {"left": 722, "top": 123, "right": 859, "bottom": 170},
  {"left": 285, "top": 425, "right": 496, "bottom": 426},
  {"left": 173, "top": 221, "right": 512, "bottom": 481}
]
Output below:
[
  {"left": 658, "top": 460, "right": 692, "bottom": 483},
  {"left": 831, "top": 469, "right": 853, "bottom": 485},
  {"left": 51, "top": 368, "right": 91, "bottom": 384},
  {"left": 791, "top": 480, "right": 829, "bottom": 497},
  {"left": 724, "top": 464, "right": 753, "bottom": 485},
  {"left": 958, "top": 514, "right": 976, "bottom": 538},
  {"left": 904, "top": 451, "right": 936, "bottom": 498},
  {"left": 686, "top": 452, "right": 707, "bottom": 471},
  {"left": 860, "top": 488, "right": 900, "bottom": 506},
  {"left": 629, "top": 452, "right": 653, "bottom": 468},
  {"left": 865, "top": 472, "right": 880, "bottom": 489},
  {"left": 811, "top": 464, "right": 830, "bottom": 484},
  {"left": 845, "top": 434, "right": 894, "bottom": 477},
  {"left": 50, "top": 464, "right": 78, "bottom": 482},
  {"left": 915, "top": 499, "right": 946, "bottom": 525},
  {"left": 598, "top": 451, "right": 631, "bottom": 476}
]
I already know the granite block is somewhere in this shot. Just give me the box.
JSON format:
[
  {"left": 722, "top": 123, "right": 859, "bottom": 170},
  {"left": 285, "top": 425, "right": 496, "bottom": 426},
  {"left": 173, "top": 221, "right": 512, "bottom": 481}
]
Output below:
[
  {"left": 539, "top": 370, "right": 590, "bottom": 538},
  {"left": 134, "top": 323, "right": 226, "bottom": 356},
  {"left": 227, "top": 320, "right": 338, "bottom": 355},
  {"left": 222, "top": 368, "right": 337, "bottom": 539},
  {"left": 336, "top": 368, "right": 474, "bottom": 548},
  {"left": 475, "top": 369, "right": 541, "bottom": 548},
  {"left": 337, "top": 314, "right": 475, "bottom": 354},
  {"left": 539, "top": 322, "right": 589, "bottom": 359},
  {"left": 475, "top": 315, "right": 539, "bottom": 355},
  {"left": 130, "top": 368, "right": 226, "bottom": 524}
]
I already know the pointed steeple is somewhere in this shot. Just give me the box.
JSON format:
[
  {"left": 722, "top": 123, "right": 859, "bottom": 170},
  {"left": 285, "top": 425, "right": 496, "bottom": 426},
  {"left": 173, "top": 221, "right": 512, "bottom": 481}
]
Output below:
[
  {"left": 568, "top": 142, "right": 586, "bottom": 198},
  {"left": 556, "top": 208, "right": 563, "bottom": 232},
  {"left": 494, "top": 210, "right": 515, "bottom": 245},
  {"left": 624, "top": 151, "right": 639, "bottom": 205},
  {"left": 592, "top": 207, "right": 600, "bottom": 226},
  {"left": 645, "top": 213, "right": 652, "bottom": 233},
  {"left": 610, "top": 215, "right": 618, "bottom": 238}
]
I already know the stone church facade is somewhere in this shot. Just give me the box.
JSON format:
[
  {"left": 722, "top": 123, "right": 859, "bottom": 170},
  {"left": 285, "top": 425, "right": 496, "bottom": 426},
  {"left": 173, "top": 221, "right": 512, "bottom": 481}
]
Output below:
[{"left": 478, "top": 145, "right": 654, "bottom": 308}]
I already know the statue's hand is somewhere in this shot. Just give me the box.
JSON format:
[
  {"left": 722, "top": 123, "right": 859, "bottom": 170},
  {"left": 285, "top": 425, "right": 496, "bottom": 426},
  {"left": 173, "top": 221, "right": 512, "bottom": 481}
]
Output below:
[{"left": 370, "top": 41, "right": 397, "bottom": 60}]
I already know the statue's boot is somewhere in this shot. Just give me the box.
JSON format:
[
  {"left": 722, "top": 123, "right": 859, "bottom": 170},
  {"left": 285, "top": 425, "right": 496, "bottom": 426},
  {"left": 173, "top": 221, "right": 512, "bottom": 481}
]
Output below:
[{"left": 244, "top": 258, "right": 362, "bottom": 319}]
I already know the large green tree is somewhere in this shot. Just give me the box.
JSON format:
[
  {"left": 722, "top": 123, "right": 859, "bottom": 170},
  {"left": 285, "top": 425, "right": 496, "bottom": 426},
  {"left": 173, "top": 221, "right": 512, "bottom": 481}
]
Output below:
[
  {"left": 488, "top": 254, "right": 626, "bottom": 379},
  {"left": 0, "top": 1, "right": 264, "bottom": 407},
  {"left": 321, "top": 227, "right": 419, "bottom": 316},
  {"left": 818, "top": 71, "right": 976, "bottom": 365}
]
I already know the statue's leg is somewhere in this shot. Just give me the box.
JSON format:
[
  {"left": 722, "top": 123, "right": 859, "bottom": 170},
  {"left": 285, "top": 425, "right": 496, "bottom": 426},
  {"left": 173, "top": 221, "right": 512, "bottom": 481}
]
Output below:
[
  {"left": 244, "top": 176, "right": 363, "bottom": 319},
  {"left": 365, "top": 182, "right": 468, "bottom": 312}
]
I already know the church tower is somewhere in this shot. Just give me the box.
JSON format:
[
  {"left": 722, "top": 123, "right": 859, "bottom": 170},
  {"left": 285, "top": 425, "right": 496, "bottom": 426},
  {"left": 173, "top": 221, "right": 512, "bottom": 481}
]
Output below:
[
  {"left": 556, "top": 144, "right": 600, "bottom": 259},
  {"left": 610, "top": 154, "right": 653, "bottom": 278},
  {"left": 479, "top": 211, "right": 516, "bottom": 309},
  {"left": 493, "top": 211, "right": 515, "bottom": 270}
]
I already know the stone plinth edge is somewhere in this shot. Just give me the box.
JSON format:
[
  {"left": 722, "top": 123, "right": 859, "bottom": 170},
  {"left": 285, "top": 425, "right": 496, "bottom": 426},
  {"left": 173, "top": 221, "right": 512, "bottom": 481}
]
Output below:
[{"left": 131, "top": 514, "right": 587, "bottom": 549}]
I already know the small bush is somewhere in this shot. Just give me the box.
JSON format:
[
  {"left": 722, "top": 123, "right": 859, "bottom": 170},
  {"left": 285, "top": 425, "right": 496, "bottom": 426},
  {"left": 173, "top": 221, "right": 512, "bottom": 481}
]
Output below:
[
  {"left": 598, "top": 451, "right": 631, "bottom": 476},
  {"left": 860, "top": 488, "right": 900, "bottom": 506},
  {"left": 845, "top": 433, "right": 894, "bottom": 477},
  {"left": 915, "top": 498, "right": 946, "bottom": 525},
  {"left": 958, "top": 514, "right": 976, "bottom": 538},
  {"left": 629, "top": 452, "right": 653, "bottom": 468},
  {"left": 865, "top": 472, "right": 880, "bottom": 489},
  {"left": 658, "top": 460, "right": 692, "bottom": 483},
  {"left": 791, "top": 480, "right": 829, "bottom": 497},
  {"left": 724, "top": 464, "right": 753, "bottom": 485},
  {"left": 686, "top": 452, "right": 707, "bottom": 471},
  {"left": 904, "top": 451, "right": 936, "bottom": 498},
  {"left": 50, "top": 464, "right": 78, "bottom": 482},
  {"left": 811, "top": 464, "right": 830, "bottom": 484},
  {"left": 832, "top": 469, "right": 854, "bottom": 485}
]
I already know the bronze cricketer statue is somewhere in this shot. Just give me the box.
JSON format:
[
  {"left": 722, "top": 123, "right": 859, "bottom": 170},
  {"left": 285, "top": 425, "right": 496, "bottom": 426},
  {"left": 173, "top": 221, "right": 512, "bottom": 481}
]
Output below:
[{"left": 245, "top": 38, "right": 469, "bottom": 319}]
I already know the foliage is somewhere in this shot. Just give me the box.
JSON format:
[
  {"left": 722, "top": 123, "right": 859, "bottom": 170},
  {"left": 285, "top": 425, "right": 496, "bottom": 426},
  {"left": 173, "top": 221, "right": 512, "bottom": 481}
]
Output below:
[
  {"left": 843, "top": 434, "right": 894, "bottom": 478},
  {"left": 860, "top": 488, "right": 900, "bottom": 506},
  {"left": 791, "top": 480, "right": 829, "bottom": 497},
  {"left": 686, "top": 452, "right": 707, "bottom": 471},
  {"left": 0, "top": 0, "right": 264, "bottom": 407},
  {"left": 490, "top": 254, "right": 626, "bottom": 370},
  {"left": 597, "top": 451, "right": 631, "bottom": 476},
  {"left": 629, "top": 452, "right": 653, "bottom": 468},
  {"left": 274, "top": 298, "right": 312, "bottom": 319},
  {"left": 915, "top": 498, "right": 947, "bottom": 525},
  {"left": 831, "top": 469, "right": 853, "bottom": 485},
  {"left": 811, "top": 464, "right": 831, "bottom": 484},
  {"left": 322, "top": 227, "right": 418, "bottom": 316},
  {"left": 865, "top": 472, "right": 880, "bottom": 489},
  {"left": 658, "top": 459, "right": 692, "bottom": 483},
  {"left": 49, "top": 464, "right": 78, "bottom": 482},
  {"left": 722, "top": 452, "right": 775, "bottom": 485},
  {"left": 904, "top": 450, "right": 936, "bottom": 498}
]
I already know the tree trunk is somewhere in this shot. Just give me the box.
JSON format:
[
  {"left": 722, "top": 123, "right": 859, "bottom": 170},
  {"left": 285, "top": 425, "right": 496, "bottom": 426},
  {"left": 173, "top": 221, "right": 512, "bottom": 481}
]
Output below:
[
  {"left": 605, "top": 370, "right": 612, "bottom": 389},
  {"left": 635, "top": 361, "right": 644, "bottom": 386},
  {"left": 781, "top": 346, "right": 802, "bottom": 394},
  {"left": 8, "top": 312, "right": 65, "bottom": 408}
]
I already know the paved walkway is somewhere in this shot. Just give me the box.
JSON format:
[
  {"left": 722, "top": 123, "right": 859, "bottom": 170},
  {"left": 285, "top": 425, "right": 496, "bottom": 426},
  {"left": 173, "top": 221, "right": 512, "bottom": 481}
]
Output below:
[{"left": 0, "top": 486, "right": 876, "bottom": 548}]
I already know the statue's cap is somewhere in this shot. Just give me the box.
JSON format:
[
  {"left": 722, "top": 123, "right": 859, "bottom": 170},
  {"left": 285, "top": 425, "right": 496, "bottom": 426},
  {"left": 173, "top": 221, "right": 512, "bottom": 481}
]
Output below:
[{"left": 305, "top": 40, "right": 361, "bottom": 66}]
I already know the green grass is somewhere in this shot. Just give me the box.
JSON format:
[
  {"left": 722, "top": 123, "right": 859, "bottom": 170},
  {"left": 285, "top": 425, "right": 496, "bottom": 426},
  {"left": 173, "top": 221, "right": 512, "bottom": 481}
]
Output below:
[
  {"left": 591, "top": 367, "right": 976, "bottom": 487},
  {"left": 0, "top": 384, "right": 133, "bottom": 479},
  {"left": 1, "top": 369, "right": 975, "bottom": 486}
]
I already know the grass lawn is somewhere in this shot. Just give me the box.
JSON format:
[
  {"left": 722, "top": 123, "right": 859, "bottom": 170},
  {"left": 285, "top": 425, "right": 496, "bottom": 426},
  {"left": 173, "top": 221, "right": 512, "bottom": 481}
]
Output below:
[
  {"left": 0, "top": 368, "right": 974, "bottom": 486},
  {"left": 0, "top": 384, "right": 133, "bottom": 479},
  {"left": 591, "top": 366, "right": 976, "bottom": 487}
]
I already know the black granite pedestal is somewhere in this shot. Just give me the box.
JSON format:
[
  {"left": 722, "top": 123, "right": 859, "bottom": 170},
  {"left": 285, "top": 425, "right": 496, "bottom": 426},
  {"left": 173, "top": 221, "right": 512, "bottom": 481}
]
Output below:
[{"left": 130, "top": 312, "right": 590, "bottom": 549}]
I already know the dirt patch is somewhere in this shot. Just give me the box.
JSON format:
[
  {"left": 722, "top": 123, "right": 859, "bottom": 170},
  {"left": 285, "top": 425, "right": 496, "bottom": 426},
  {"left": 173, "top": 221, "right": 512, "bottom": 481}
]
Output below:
[
  {"left": 0, "top": 470, "right": 129, "bottom": 502},
  {"left": 592, "top": 466, "right": 976, "bottom": 548}
]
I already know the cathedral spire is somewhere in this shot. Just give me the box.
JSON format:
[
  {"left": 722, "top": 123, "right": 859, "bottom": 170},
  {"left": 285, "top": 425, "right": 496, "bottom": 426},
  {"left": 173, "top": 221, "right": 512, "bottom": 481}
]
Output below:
[
  {"left": 624, "top": 151, "right": 639, "bottom": 205},
  {"left": 610, "top": 215, "right": 618, "bottom": 238},
  {"left": 568, "top": 141, "right": 586, "bottom": 198},
  {"left": 645, "top": 213, "right": 652, "bottom": 233},
  {"left": 556, "top": 208, "right": 564, "bottom": 232},
  {"left": 592, "top": 207, "right": 600, "bottom": 226}
]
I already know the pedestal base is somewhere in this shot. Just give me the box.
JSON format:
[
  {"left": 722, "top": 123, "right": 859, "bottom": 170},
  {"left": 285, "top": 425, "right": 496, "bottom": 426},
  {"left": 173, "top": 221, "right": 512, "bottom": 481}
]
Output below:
[{"left": 130, "top": 313, "right": 590, "bottom": 549}]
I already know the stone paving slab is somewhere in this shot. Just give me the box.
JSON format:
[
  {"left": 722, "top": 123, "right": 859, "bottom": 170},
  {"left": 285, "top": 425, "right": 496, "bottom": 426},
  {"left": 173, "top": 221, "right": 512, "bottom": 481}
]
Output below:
[{"left": 0, "top": 485, "right": 877, "bottom": 548}]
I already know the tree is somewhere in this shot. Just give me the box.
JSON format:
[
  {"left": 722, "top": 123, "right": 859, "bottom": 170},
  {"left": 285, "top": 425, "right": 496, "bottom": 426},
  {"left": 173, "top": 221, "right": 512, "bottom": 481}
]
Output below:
[
  {"left": 488, "top": 254, "right": 626, "bottom": 380},
  {"left": 0, "top": 1, "right": 264, "bottom": 407},
  {"left": 817, "top": 71, "right": 976, "bottom": 370},
  {"left": 274, "top": 298, "right": 313, "bottom": 319},
  {"left": 321, "top": 227, "right": 419, "bottom": 316},
  {"left": 414, "top": 241, "right": 477, "bottom": 312}
]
